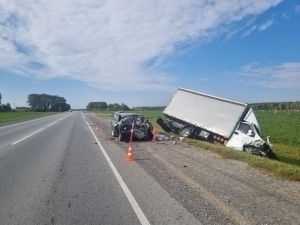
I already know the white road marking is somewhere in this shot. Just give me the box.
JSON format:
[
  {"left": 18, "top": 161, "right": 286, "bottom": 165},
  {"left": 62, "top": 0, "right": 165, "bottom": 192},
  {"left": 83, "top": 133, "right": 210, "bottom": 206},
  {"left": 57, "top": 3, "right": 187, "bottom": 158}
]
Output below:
[
  {"left": 0, "top": 114, "right": 58, "bottom": 130},
  {"left": 47, "top": 121, "right": 57, "bottom": 127},
  {"left": 9, "top": 113, "right": 74, "bottom": 146},
  {"left": 0, "top": 113, "right": 74, "bottom": 130},
  {"left": 11, "top": 128, "right": 45, "bottom": 145},
  {"left": 82, "top": 112, "right": 150, "bottom": 225}
]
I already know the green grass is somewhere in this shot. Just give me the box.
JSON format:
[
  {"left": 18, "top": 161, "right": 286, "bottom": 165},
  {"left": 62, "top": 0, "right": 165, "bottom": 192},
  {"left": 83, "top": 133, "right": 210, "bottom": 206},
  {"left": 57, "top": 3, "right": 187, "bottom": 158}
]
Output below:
[
  {"left": 95, "top": 109, "right": 300, "bottom": 181},
  {"left": 0, "top": 111, "right": 60, "bottom": 124},
  {"left": 255, "top": 110, "right": 300, "bottom": 166}
]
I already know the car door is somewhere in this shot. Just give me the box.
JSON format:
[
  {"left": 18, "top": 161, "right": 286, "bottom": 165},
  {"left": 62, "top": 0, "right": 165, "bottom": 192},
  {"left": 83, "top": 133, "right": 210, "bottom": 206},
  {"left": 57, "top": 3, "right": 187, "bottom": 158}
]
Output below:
[{"left": 110, "top": 113, "right": 119, "bottom": 130}]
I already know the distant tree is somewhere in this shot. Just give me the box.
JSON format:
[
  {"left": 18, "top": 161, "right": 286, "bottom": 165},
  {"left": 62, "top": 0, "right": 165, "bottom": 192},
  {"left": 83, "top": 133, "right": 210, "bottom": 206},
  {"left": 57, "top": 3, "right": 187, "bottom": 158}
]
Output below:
[
  {"left": 131, "top": 106, "right": 165, "bottom": 111},
  {"left": 248, "top": 101, "right": 300, "bottom": 111},
  {"left": 0, "top": 93, "right": 2, "bottom": 105},
  {"left": 86, "top": 101, "right": 107, "bottom": 110},
  {"left": 120, "top": 103, "right": 130, "bottom": 111},
  {"left": 5, "top": 102, "right": 11, "bottom": 111},
  {"left": 0, "top": 102, "right": 11, "bottom": 112},
  {"left": 27, "top": 94, "right": 69, "bottom": 112}
]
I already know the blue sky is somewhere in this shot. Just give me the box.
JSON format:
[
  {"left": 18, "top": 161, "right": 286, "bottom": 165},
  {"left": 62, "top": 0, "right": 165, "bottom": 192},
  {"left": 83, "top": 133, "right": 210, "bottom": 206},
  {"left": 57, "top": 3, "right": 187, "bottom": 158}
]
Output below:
[{"left": 0, "top": 0, "right": 299, "bottom": 109}]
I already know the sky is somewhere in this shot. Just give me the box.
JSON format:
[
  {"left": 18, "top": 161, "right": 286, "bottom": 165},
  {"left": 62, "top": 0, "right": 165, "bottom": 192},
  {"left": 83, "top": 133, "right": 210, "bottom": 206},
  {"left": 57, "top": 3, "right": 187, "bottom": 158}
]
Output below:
[{"left": 0, "top": 0, "right": 299, "bottom": 109}]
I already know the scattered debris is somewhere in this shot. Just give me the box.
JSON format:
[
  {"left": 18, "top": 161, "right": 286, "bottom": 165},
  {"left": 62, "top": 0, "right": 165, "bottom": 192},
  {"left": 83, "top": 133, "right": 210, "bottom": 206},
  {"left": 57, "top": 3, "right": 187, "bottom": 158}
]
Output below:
[{"left": 155, "top": 134, "right": 170, "bottom": 141}]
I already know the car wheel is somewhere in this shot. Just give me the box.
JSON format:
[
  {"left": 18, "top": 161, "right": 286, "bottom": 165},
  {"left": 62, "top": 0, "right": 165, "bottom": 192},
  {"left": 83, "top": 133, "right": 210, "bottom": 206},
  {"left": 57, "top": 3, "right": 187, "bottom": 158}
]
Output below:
[
  {"left": 119, "top": 132, "right": 124, "bottom": 142},
  {"left": 112, "top": 128, "right": 118, "bottom": 137},
  {"left": 143, "top": 133, "right": 150, "bottom": 141}
]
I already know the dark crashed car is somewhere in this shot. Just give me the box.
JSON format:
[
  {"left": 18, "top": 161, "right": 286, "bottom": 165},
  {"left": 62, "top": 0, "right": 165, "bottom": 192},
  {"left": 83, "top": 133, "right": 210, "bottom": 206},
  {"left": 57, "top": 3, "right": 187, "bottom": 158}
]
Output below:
[{"left": 110, "top": 112, "right": 153, "bottom": 141}]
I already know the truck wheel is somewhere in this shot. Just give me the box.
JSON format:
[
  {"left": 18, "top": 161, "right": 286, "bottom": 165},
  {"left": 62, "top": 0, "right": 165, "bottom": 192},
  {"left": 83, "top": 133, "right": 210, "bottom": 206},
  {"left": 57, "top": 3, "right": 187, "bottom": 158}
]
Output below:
[
  {"left": 181, "top": 127, "right": 192, "bottom": 138},
  {"left": 119, "top": 132, "right": 124, "bottom": 142}
]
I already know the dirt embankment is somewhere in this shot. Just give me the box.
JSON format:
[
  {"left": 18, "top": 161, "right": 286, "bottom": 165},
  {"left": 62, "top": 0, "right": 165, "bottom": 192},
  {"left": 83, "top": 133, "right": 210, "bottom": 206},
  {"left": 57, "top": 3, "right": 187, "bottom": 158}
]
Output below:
[{"left": 96, "top": 114, "right": 300, "bottom": 225}]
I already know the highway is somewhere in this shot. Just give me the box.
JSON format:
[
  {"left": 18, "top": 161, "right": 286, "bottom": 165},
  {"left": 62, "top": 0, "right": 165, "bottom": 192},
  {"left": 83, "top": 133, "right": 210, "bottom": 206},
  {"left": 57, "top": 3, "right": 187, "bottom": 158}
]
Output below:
[
  {"left": 0, "top": 112, "right": 201, "bottom": 225},
  {"left": 1, "top": 111, "right": 300, "bottom": 225}
]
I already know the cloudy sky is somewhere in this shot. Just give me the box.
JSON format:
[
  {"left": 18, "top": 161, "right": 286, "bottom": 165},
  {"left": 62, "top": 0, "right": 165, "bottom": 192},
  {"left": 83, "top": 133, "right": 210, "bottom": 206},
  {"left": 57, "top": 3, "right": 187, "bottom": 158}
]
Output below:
[{"left": 0, "top": 0, "right": 299, "bottom": 109}]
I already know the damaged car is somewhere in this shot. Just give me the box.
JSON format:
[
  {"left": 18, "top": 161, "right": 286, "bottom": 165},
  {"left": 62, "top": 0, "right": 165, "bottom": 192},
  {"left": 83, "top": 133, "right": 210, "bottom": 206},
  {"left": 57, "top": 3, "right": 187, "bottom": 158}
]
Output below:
[{"left": 110, "top": 111, "right": 153, "bottom": 142}]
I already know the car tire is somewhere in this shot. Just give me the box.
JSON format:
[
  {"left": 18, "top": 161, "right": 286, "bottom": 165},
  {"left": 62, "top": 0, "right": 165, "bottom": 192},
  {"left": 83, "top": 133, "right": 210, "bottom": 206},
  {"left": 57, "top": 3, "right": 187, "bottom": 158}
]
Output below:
[
  {"left": 143, "top": 133, "right": 150, "bottom": 141},
  {"left": 119, "top": 132, "right": 124, "bottom": 142}
]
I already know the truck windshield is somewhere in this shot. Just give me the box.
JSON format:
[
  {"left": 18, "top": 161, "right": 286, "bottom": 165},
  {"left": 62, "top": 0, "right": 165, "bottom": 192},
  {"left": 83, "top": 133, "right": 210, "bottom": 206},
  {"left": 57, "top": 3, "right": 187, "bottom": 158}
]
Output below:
[{"left": 237, "top": 122, "right": 255, "bottom": 135}]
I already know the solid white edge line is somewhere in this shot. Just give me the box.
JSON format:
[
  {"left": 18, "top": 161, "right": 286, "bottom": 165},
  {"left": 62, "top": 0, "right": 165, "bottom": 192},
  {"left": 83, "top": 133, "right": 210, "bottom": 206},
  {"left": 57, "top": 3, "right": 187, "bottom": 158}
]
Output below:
[
  {"left": 11, "top": 128, "right": 45, "bottom": 145},
  {"left": 82, "top": 112, "right": 151, "bottom": 225}
]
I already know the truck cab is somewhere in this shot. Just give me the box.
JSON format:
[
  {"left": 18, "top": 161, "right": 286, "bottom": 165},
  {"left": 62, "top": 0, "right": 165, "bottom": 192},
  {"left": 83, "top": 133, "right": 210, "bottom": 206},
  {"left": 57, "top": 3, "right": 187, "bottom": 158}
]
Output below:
[{"left": 226, "top": 121, "right": 259, "bottom": 150}]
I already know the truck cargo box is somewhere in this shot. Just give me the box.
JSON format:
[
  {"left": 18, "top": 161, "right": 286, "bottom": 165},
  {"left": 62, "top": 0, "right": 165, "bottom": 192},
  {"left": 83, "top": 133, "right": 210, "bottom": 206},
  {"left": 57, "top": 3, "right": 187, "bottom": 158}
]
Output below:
[{"left": 163, "top": 88, "right": 249, "bottom": 138}]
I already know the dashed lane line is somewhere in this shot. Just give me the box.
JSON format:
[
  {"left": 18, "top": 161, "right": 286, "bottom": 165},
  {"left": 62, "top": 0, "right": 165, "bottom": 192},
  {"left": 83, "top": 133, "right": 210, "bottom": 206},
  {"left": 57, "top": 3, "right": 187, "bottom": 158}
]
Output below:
[{"left": 10, "top": 113, "right": 73, "bottom": 146}]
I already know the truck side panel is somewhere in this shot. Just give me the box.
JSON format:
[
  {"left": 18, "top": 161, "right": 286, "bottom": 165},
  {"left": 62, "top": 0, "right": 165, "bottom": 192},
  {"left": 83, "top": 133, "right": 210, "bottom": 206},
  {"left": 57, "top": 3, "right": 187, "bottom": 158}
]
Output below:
[{"left": 163, "top": 88, "right": 248, "bottom": 138}]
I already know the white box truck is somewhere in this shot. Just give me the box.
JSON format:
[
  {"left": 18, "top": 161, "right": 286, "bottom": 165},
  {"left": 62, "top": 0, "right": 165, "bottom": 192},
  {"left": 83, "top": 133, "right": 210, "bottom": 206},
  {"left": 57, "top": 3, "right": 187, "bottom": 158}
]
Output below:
[{"left": 157, "top": 88, "right": 276, "bottom": 158}]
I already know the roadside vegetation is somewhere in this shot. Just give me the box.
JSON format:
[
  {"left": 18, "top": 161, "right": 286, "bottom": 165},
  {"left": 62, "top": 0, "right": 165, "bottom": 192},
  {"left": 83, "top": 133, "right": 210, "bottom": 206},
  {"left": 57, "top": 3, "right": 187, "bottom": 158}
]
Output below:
[
  {"left": 96, "top": 109, "right": 300, "bottom": 181},
  {"left": 0, "top": 111, "right": 60, "bottom": 124}
]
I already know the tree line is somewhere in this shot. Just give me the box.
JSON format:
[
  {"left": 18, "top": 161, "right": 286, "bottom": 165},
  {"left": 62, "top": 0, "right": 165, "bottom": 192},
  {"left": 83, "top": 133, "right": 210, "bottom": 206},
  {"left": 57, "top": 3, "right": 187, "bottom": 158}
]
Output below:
[
  {"left": 86, "top": 102, "right": 165, "bottom": 111},
  {"left": 0, "top": 92, "right": 70, "bottom": 112},
  {"left": 87, "top": 100, "right": 300, "bottom": 112},
  {"left": 131, "top": 106, "right": 166, "bottom": 111},
  {"left": 0, "top": 93, "right": 12, "bottom": 112},
  {"left": 248, "top": 101, "right": 300, "bottom": 111},
  {"left": 27, "top": 94, "right": 71, "bottom": 112},
  {"left": 86, "top": 102, "right": 130, "bottom": 111}
]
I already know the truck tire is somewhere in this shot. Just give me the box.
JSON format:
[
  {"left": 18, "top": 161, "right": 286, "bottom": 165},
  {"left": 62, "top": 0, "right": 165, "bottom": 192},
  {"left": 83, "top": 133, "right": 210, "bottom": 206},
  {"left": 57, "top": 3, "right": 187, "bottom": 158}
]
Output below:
[
  {"left": 119, "top": 132, "right": 125, "bottom": 142},
  {"left": 181, "top": 127, "right": 192, "bottom": 138}
]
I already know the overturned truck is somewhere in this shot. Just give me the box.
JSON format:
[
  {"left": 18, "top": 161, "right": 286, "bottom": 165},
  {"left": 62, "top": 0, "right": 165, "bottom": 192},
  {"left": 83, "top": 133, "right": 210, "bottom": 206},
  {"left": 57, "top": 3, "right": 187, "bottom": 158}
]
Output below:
[{"left": 157, "top": 88, "right": 276, "bottom": 158}]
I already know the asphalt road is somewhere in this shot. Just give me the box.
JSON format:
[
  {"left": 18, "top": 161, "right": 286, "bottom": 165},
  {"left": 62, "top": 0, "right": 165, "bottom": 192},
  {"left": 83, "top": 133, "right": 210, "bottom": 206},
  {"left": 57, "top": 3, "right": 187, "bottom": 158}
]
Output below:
[{"left": 0, "top": 112, "right": 201, "bottom": 225}]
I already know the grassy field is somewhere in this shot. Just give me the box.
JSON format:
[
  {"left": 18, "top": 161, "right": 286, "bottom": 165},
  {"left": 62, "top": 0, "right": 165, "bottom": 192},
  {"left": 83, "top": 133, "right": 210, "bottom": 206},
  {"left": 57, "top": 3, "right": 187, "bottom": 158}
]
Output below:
[
  {"left": 96, "top": 109, "right": 300, "bottom": 181},
  {"left": 255, "top": 110, "right": 300, "bottom": 167},
  {"left": 0, "top": 111, "right": 60, "bottom": 124}
]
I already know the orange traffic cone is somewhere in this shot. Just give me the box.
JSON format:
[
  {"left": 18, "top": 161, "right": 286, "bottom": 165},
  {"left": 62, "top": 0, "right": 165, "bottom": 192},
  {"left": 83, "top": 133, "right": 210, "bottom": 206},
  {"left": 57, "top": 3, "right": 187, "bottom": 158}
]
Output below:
[
  {"left": 152, "top": 127, "right": 157, "bottom": 142},
  {"left": 96, "top": 125, "right": 99, "bottom": 131},
  {"left": 126, "top": 145, "right": 134, "bottom": 161}
]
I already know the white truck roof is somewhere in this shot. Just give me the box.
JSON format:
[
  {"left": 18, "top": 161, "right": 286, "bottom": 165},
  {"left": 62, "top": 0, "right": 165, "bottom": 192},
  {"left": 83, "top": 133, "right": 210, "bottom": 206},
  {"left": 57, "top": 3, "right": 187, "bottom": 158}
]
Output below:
[{"left": 163, "top": 88, "right": 248, "bottom": 138}]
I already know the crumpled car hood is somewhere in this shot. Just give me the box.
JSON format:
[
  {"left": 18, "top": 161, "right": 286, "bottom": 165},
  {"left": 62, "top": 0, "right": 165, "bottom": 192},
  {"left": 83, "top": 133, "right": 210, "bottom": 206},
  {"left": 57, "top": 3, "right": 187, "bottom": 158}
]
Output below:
[{"left": 118, "top": 115, "right": 151, "bottom": 139}]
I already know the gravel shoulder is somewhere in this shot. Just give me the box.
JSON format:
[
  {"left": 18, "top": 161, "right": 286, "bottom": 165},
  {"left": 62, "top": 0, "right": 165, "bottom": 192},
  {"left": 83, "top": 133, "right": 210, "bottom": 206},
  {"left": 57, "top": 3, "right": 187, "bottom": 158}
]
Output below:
[{"left": 95, "top": 114, "right": 300, "bottom": 225}]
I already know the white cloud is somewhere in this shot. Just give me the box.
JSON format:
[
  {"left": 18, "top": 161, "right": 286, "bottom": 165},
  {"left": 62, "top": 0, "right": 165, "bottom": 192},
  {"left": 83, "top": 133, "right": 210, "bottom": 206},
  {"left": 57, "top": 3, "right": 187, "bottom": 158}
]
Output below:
[
  {"left": 295, "top": 5, "right": 300, "bottom": 14},
  {"left": 258, "top": 19, "right": 274, "bottom": 30},
  {"left": 228, "top": 62, "right": 300, "bottom": 88},
  {"left": 241, "top": 18, "right": 274, "bottom": 36},
  {"left": 0, "top": 0, "right": 282, "bottom": 91},
  {"left": 242, "top": 25, "right": 258, "bottom": 37}
]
